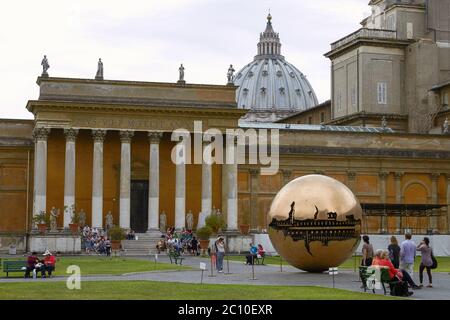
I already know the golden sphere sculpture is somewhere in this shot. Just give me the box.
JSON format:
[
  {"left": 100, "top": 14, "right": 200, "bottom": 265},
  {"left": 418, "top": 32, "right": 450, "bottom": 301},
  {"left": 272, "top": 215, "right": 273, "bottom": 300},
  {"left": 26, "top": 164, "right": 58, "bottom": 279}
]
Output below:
[{"left": 268, "top": 174, "right": 362, "bottom": 272}]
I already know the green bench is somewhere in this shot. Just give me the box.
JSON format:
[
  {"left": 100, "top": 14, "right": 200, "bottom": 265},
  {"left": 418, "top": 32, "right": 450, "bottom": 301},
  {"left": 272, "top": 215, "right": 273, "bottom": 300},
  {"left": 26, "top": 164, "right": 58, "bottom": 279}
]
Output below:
[
  {"left": 255, "top": 253, "right": 265, "bottom": 265},
  {"left": 3, "top": 260, "right": 27, "bottom": 278},
  {"left": 359, "top": 266, "right": 393, "bottom": 295},
  {"left": 168, "top": 251, "right": 185, "bottom": 265}
]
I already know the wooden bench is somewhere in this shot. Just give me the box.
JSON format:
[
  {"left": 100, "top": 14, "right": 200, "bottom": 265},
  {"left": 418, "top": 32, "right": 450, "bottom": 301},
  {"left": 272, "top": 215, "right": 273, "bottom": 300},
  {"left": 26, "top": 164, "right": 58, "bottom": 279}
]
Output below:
[
  {"left": 359, "top": 266, "right": 393, "bottom": 295},
  {"left": 168, "top": 251, "right": 185, "bottom": 265},
  {"left": 3, "top": 260, "right": 27, "bottom": 278}
]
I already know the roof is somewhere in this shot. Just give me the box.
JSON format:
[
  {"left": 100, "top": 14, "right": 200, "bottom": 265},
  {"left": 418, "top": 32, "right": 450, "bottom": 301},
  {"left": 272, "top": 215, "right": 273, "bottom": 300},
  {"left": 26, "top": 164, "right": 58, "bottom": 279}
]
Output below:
[
  {"left": 275, "top": 100, "right": 331, "bottom": 123},
  {"left": 240, "top": 122, "right": 394, "bottom": 133}
]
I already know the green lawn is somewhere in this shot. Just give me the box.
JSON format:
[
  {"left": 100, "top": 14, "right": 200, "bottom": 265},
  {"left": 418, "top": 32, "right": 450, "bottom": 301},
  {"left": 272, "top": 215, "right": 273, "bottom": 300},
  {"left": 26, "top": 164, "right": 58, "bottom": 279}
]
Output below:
[
  {"left": 1, "top": 256, "right": 190, "bottom": 278},
  {"left": 0, "top": 281, "right": 399, "bottom": 300},
  {"left": 226, "top": 255, "right": 450, "bottom": 272}
]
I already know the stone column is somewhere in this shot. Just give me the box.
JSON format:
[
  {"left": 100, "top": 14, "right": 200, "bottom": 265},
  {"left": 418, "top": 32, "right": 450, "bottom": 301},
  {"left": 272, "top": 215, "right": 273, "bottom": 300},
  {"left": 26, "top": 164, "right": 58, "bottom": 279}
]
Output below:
[
  {"left": 281, "top": 169, "right": 292, "bottom": 186},
  {"left": 201, "top": 140, "right": 212, "bottom": 220},
  {"left": 32, "top": 127, "right": 50, "bottom": 219},
  {"left": 226, "top": 135, "right": 238, "bottom": 231},
  {"left": 119, "top": 130, "right": 134, "bottom": 229},
  {"left": 447, "top": 174, "right": 450, "bottom": 234},
  {"left": 148, "top": 132, "right": 163, "bottom": 232},
  {"left": 379, "top": 171, "right": 389, "bottom": 233},
  {"left": 91, "top": 130, "right": 107, "bottom": 229},
  {"left": 249, "top": 168, "right": 260, "bottom": 232},
  {"left": 175, "top": 137, "right": 186, "bottom": 230},
  {"left": 430, "top": 173, "right": 440, "bottom": 231},
  {"left": 394, "top": 172, "right": 404, "bottom": 232},
  {"left": 63, "top": 128, "right": 79, "bottom": 228}
]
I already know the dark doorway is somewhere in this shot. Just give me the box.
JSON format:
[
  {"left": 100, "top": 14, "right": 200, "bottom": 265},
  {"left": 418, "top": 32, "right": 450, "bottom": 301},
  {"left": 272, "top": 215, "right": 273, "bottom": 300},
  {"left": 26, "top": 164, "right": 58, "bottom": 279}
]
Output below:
[{"left": 130, "top": 180, "right": 148, "bottom": 233}]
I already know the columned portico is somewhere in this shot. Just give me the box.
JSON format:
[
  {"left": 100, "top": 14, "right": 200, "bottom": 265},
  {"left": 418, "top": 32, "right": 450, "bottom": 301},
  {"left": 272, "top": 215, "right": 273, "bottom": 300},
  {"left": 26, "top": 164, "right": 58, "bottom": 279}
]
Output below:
[
  {"left": 63, "top": 128, "right": 78, "bottom": 228},
  {"left": 32, "top": 127, "right": 50, "bottom": 218},
  {"left": 119, "top": 130, "right": 134, "bottom": 229},
  {"left": 91, "top": 129, "right": 107, "bottom": 229},
  {"left": 148, "top": 131, "right": 163, "bottom": 232}
]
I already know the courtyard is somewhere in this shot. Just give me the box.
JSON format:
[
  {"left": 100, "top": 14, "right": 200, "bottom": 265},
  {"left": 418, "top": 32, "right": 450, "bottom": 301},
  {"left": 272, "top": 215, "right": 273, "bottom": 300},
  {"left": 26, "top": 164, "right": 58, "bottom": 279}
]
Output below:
[{"left": 1, "top": 254, "right": 449, "bottom": 300}]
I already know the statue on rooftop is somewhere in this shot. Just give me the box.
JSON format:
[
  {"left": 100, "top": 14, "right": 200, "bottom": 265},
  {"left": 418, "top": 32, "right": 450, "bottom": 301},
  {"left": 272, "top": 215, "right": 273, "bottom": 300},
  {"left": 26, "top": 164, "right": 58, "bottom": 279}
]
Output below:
[
  {"left": 178, "top": 64, "right": 185, "bottom": 82},
  {"left": 41, "top": 55, "right": 50, "bottom": 77},
  {"left": 227, "top": 64, "right": 235, "bottom": 84},
  {"left": 95, "top": 58, "right": 103, "bottom": 80}
]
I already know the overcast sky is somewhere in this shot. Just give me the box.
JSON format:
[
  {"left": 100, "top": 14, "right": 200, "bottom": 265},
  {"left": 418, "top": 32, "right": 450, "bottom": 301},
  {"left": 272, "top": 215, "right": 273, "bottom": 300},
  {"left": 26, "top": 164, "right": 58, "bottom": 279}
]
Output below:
[{"left": 0, "top": 0, "right": 369, "bottom": 119}]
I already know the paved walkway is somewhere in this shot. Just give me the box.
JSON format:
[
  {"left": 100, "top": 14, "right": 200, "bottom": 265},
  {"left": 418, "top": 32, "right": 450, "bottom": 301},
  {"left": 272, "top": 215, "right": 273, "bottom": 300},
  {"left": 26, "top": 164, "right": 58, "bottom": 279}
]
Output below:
[{"left": 1, "top": 255, "right": 449, "bottom": 300}]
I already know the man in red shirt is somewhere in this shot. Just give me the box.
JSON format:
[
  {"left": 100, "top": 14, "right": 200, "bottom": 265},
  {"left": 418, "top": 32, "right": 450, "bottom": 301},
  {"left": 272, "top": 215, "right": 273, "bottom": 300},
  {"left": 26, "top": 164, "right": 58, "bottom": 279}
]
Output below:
[{"left": 41, "top": 250, "right": 56, "bottom": 278}]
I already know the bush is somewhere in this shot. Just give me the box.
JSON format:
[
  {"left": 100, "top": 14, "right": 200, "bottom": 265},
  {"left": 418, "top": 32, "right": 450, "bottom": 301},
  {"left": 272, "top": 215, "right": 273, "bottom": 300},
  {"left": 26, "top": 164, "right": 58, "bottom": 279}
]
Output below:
[
  {"left": 108, "top": 225, "right": 126, "bottom": 241},
  {"left": 196, "top": 226, "right": 213, "bottom": 240},
  {"left": 205, "top": 214, "right": 226, "bottom": 234},
  {"left": 32, "top": 211, "right": 50, "bottom": 225}
]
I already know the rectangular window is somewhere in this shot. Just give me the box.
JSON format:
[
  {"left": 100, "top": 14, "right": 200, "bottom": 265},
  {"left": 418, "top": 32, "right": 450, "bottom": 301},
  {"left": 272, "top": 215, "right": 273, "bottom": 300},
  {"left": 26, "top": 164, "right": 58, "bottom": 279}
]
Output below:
[
  {"left": 407, "top": 22, "right": 413, "bottom": 39},
  {"left": 308, "top": 116, "right": 312, "bottom": 124},
  {"left": 443, "top": 93, "right": 449, "bottom": 107},
  {"left": 320, "top": 112, "right": 325, "bottom": 123},
  {"left": 377, "top": 82, "right": 387, "bottom": 105}
]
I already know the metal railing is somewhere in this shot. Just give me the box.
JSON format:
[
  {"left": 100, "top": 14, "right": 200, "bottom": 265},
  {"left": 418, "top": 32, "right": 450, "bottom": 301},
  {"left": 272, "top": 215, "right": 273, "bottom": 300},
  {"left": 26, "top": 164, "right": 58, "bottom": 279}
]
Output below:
[{"left": 331, "top": 28, "right": 397, "bottom": 50}]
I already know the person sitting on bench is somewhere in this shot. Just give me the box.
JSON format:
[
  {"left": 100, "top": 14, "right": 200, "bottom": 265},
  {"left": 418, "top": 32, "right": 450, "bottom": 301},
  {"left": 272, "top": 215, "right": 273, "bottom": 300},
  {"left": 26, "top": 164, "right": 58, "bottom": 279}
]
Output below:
[
  {"left": 24, "top": 252, "right": 40, "bottom": 278},
  {"left": 41, "top": 250, "right": 56, "bottom": 278},
  {"left": 372, "top": 249, "right": 421, "bottom": 290}
]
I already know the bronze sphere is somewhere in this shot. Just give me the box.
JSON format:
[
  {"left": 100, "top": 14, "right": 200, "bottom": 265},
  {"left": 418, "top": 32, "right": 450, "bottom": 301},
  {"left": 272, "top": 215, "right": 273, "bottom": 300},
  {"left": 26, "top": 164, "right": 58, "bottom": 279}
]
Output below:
[{"left": 268, "top": 174, "right": 362, "bottom": 272}]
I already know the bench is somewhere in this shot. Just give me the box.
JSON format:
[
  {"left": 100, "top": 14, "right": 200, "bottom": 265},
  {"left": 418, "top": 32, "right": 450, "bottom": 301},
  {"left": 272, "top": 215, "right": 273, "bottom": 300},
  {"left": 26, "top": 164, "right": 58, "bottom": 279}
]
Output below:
[
  {"left": 168, "top": 251, "right": 185, "bottom": 265},
  {"left": 255, "top": 253, "right": 265, "bottom": 265},
  {"left": 3, "top": 260, "right": 27, "bottom": 278},
  {"left": 359, "top": 266, "right": 393, "bottom": 295}
]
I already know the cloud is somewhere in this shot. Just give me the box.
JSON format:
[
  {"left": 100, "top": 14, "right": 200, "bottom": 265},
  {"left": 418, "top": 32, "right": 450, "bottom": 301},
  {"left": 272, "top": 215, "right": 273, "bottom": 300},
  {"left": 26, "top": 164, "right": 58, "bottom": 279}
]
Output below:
[{"left": 0, "top": 0, "right": 368, "bottom": 119}]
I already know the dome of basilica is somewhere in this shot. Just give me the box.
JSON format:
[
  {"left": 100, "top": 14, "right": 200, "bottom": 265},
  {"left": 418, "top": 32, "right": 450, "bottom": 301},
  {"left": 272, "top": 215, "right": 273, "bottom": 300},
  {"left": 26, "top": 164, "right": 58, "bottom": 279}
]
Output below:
[{"left": 234, "top": 14, "right": 319, "bottom": 122}]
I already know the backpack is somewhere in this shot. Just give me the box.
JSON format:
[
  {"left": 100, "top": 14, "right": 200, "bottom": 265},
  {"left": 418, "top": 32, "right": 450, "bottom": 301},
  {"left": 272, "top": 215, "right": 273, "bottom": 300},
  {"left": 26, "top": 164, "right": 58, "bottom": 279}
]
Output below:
[
  {"left": 389, "top": 280, "right": 409, "bottom": 297},
  {"left": 430, "top": 249, "right": 438, "bottom": 269}
]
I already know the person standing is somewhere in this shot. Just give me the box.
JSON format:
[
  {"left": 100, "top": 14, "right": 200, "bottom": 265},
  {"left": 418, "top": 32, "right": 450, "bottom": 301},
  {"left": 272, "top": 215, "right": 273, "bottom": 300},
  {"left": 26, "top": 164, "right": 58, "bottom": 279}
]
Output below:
[
  {"left": 388, "top": 236, "right": 401, "bottom": 268},
  {"left": 400, "top": 233, "right": 416, "bottom": 277},
  {"left": 417, "top": 237, "right": 433, "bottom": 288},
  {"left": 216, "top": 237, "right": 225, "bottom": 273},
  {"left": 361, "top": 235, "right": 374, "bottom": 266}
]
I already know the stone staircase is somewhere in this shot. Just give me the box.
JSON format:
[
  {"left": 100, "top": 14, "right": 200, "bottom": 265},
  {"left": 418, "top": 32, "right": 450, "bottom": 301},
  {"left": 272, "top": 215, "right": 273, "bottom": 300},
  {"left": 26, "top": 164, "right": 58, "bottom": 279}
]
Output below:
[{"left": 121, "top": 232, "right": 163, "bottom": 256}]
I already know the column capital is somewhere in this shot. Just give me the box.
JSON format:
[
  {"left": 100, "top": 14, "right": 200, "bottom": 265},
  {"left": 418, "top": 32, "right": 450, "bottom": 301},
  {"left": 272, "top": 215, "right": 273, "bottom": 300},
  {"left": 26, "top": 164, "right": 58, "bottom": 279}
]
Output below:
[
  {"left": 379, "top": 171, "right": 389, "bottom": 179},
  {"left": 148, "top": 131, "right": 163, "bottom": 144},
  {"left": 119, "top": 130, "right": 134, "bottom": 143},
  {"left": 249, "top": 168, "right": 260, "bottom": 177},
  {"left": 92, "top": 129, "right": 107, "bottom": 142},
  {"left": 347, "top": 171, "right": 356, "bottom": 180},
  {"left": 64, "top": 128, "right": 79, "bottom": 142},
  {"left": 430, "top": 172, "right": 440, "bottom": 181},
  {"left": 394, "top": 172, "right": 404, "bottom": 180},
  {"left": 33, "top": 127, "right": 51, "bottom": 142}
]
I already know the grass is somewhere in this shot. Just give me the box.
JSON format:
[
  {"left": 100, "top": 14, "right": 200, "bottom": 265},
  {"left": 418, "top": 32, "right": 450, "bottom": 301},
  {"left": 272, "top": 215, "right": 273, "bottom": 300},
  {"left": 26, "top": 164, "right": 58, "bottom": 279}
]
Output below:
[
  {"left": 226, "top": 255, "right": 450, "bottom": 272},
  {"left": 0, "top": 281, "right": 399, "bottom": 300},
  {"left": 0, "top": 256, "right": 191, "bottom": 278}
]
